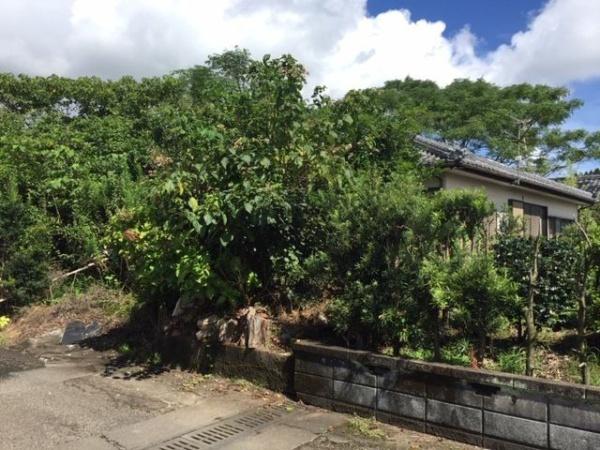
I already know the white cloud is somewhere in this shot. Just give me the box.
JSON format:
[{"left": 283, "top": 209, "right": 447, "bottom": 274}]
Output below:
[
  {"left": 485, "top": 0, "right": 600, "bottom": 85},
  {"left": 0, "top": 0, "right": 599, "bottom": 97}
]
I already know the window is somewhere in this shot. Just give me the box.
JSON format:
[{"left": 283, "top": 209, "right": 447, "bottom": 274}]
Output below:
[
  {"left": 509, "top": 200, "right": 548, "bottom": 237},
  {"left": 548, "top": 217, "right": 574, "bottom": 237}
]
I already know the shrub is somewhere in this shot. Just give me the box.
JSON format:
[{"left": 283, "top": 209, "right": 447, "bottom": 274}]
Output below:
[
  {"left": 495, "top": 235, "right": 580, "bottom": 329},
  {"left": 428, "top": 253, "right": 518, "bottom": 365}
]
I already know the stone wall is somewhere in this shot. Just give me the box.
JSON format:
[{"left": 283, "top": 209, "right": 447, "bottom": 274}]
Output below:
[
  {"left": 213, "top": 344, "right": 294, "bottom": 393},
  {"left": 293, "top": 340, "right": 600, "bottom": 450}
]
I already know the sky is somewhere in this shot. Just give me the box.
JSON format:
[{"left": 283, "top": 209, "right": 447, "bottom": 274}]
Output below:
[{"left": 1, "top": 0, "right": 599, "bottom": 166}]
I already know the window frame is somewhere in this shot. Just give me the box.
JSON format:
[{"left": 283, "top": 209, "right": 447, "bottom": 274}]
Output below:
[{"left": 508, "top": 199, "right": 549, "bottom": 238}]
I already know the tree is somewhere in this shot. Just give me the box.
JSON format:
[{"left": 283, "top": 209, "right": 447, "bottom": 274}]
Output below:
[
  {"left": 381, "top": 78, "right": 593, "bottom": 174},
  {"left": 563, "top": 211, "right": 600, "bottom": 384},
  {"left": 422, "top": 189, "right": 495, "bottom": 361}
]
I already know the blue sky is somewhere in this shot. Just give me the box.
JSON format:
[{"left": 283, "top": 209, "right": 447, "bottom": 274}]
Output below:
[{"left": 368, "top": 0, "right": 547, "bottom": 51}]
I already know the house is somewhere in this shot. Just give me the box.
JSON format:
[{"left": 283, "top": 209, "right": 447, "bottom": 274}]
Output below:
[{"left": 415, "top": 135, "right": 595, "bottom": 237}]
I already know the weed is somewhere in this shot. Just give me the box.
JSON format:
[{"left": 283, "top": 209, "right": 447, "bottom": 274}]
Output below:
[
  {"left": 401, "top": 347, "right": 434, "bottom": 361},
  {"left": 117, "top": 343, "right": 132, "bottom": 355},
  {"left": 231, "top": 378, "right": 256, "bottom": 390},
  {"left": 347, "top": 415, "right": 386, "bottom": 440},
  {"left": 181, "top": 374, "right": 214, "bottom": 391},
  {"left": 442, "top": 339, "right": 472, "bottom": 367},
  {"left": 148, "top": 352, "right": 162, "bottom": 366},
  {"left": 566, "top": 350, "right": 600, "bottom": 386},
  {"left": 0, "top": 315, "right": 10, "bottom": 331},
  {"left": 497, "top": 347, "right": 526, "bottom": 374}
]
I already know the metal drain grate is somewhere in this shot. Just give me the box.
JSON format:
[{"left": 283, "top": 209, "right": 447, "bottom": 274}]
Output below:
[{"left": 147, "top": 405, "right": 291, "bottom": 450}]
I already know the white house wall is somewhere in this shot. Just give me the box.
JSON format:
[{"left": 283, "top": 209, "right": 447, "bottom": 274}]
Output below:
[{"left": 442, "top": 170, "right": 581, "bottom": 220}]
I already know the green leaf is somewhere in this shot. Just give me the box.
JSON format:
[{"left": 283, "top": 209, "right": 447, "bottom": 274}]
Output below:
[
  {"left": 244, "top": 202, "right": 253, "bottom": 214},
  {"left": 188, "top": 197, "right": 199, "bottom": 211}
]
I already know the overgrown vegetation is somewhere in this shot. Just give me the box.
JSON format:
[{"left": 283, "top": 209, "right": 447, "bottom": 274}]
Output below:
[{"left": 2, "top": 48, "right": 600, "bottom": 384}]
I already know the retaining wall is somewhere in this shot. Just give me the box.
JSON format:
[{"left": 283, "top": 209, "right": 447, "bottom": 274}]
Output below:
[{"left": 293, "top": 339, "right": 600, "bottom": 450}]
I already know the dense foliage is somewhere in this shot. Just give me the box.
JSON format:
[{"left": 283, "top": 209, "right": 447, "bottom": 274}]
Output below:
[{"left": 1, "top": 49, "right": 599, "bottom": 382}]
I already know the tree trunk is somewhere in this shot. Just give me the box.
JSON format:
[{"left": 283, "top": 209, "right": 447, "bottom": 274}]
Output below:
[
  {"left": 432, "top": 306, "right": 442, "bottom": 361},
  {"left": 577, "top": 259, "right": 590, "bottom": 385},
  {"left": 477, "top": 328, "right": 486, "bottom": 368},
  {"left": 525, "top": 237, "right": 540, "bottom": 377}
]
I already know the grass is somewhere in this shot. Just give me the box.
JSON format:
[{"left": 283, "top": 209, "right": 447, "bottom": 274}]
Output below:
[
  {"left": 496, "top": 347, "right": 526, "bottom": 374},
  {"left": 566, "top": 354, "right": 600, "bottom": 385},
  {"left": 117, "top": 343, "right": 133, "bottom": 356},
  {"left": 441, "top": 339, "right": 471, "bottom": 367},
  {"left": 347, "top": 416, "right": 387, "bottom": 440},
  {"left": 181, "top": 374, "right": 214, "bottom": 391},
  {"left": 394, "top": 338, "right": 471, "bottom": 367}
]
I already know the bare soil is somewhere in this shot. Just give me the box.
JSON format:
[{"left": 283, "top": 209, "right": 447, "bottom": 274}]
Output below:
[{"left": 1, "top": 284, "right": 136, "bottom": 347}]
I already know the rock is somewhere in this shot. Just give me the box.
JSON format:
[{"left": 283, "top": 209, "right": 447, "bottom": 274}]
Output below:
[
  {"left": 196, "top": 315, "right": 218, "bottom": 329},
  {"left": 171, "top": 298, "right": 185, "bottom": 317},
  {"left": 61, "top": 321, "right": 102, "bottom": 345},
  {"left": 195, "top": 309, "right": 270, "bottom": 348},
  {"left": 245, "top": 307, "right": 271, "bottom": 349},
  {"left": 218, "top": 318, "right": 241, "bottom": 345},
  {"left": 195, "top": 315, "right": 219, "bottom": 342},
  {"left": 317, "top": 312, "right": 328, "bottom": 326}
]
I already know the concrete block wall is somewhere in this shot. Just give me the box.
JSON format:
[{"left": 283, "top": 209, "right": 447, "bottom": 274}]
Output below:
[{"left": 293, "top": 340, "right": 600, "bottom": 450}]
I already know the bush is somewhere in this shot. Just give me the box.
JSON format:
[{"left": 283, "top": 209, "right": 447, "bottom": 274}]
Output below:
[
  {"left": 318, "top": 168, "right": 428, "bottom": 348},
  {"left": 495, "top": 235, "right": 580, "bottom": 329},
  {"left": 0, "top": 196, "right": 52, "bottom": 309},
  {"left": 427, "top": 253, "right": 518, "bottom": 364}
]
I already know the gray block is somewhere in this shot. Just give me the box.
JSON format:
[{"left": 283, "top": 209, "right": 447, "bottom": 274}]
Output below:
[
  {"left": 377, "top": 370, "right": 426, "bottom": 396},
  {"left": 333, "top": 380, "right": 376, "bottom": 409},
  {"left": 550, "top": 424, "right": 600, "bottom": 450},
  {"left": 426, "top": 399, "right": 482, "bottom": 433},
  {"left": 295, "top": 352, "right": 332, "bottom": 378},
  {"left": 513, "top": 376, "right": 585, "bottom": 399},
  {"left": 428, "top": 383, "right": 482, "bottom": 408},
  {"left": 377, "top": 389, "right": 426, "bottom": 420},
  {"left": 549, "top": 398, "right": 600, "bottom": 432},
  {"left": 295, "top": 372, "right": 332, "bottom": 398},
  {"left": 484, "top": 411, "right": 547, "bottom": 447},
  {"left": 333, "top": 359, "right": 376, "bottom": 387},
  {"left": 484, "top": 391, "right": 547, "bottom": 421}
]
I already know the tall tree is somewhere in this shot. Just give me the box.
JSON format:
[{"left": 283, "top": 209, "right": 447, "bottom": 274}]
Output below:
[{"left": 381, "top": 78, "right": 594, "bottom": 174}]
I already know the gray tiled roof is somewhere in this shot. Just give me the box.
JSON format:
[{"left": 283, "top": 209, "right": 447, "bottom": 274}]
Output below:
[
  {"left": 576, "top": 174, "right": 600, "bottom": 199},
  {"left": 415, "top": 135, "right": 595, "bottom": 204}
]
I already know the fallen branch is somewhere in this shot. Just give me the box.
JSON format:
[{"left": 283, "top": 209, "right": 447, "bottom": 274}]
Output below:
[{"left": 51, "top": 262, "right": 97, "bottom": 283}]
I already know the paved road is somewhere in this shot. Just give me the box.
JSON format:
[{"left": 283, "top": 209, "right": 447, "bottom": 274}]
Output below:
[
  {"left": 0, "top": 337, "right": 475, "bottom": 450},
  {"left": 0, "top": 348, "right": 43, "bottom": 377}
]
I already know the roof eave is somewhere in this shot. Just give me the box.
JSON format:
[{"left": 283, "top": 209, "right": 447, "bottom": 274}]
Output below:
[{"left": 457, "top": 166, "right": 595, "bottom": 205}]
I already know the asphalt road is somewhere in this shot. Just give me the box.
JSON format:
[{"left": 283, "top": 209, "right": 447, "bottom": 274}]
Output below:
[
  {"left": 0, "top": 347, "right": 43, "bottom": 377},
  {"left": 0, "top": 337, "right": 475, "bottom": 450}
]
